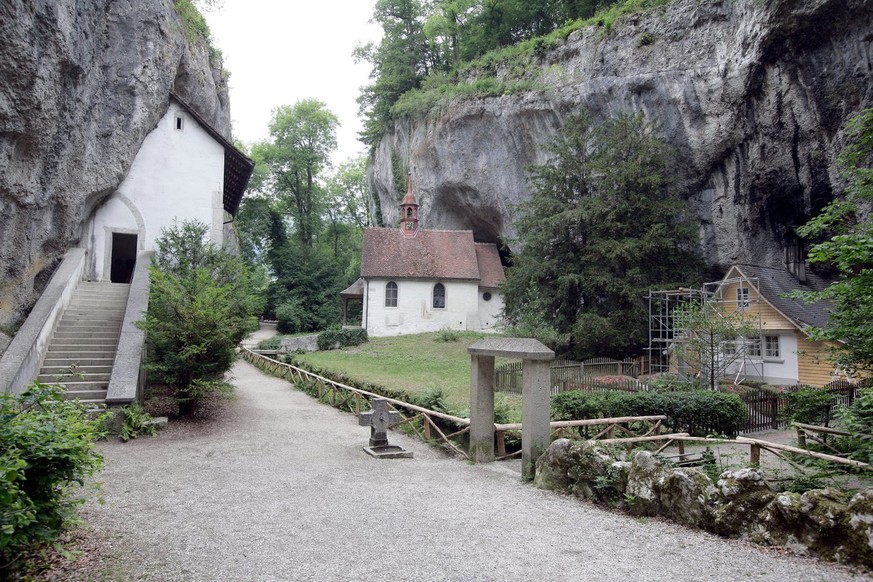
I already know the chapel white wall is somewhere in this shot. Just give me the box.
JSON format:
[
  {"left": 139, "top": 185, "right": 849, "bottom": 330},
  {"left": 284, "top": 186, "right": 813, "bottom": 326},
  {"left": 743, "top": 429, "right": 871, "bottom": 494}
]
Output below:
[
  {"left": 365, "top": 278, "right": 481, "bottom": 337},
  {"left": 478, "top": 289, "right": 504, "bottom": 330},
  {"left": 84, "top": 104, "right": 225, "bottom": 281}
]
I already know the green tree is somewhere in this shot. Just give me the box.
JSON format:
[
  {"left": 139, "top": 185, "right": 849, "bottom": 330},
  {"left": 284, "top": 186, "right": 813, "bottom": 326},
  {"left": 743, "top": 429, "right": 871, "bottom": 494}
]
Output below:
[
  {"left": 254, "top": 100, "right": 338, "bottom": 247},
  {"left": 794, "top": 109, "right": 873, "bottom": 375},
  {"left": 672, "top": 302, "right": 760, "bottom": 391},
  {"left": 355, "top": 0, "right": 436, "bottom": 145},
  {"left": 502, "top": 109, "right": 703, "bottom": 358},
  {"left": 138, "top": 220, "right": 262, "bottom": 415}
]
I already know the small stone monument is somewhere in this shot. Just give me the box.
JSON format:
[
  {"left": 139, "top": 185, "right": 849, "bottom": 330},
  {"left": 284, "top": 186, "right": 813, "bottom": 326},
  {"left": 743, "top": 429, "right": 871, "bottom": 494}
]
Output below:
[{"left": 358, "top": 398, "right": 413, "bottom": 458}]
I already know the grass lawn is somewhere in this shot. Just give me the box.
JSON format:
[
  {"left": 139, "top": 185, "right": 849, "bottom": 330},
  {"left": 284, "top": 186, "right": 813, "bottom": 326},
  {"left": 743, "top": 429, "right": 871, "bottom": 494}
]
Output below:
[{"left": 295, "top": 331, "right": 520, "bottom": 416}]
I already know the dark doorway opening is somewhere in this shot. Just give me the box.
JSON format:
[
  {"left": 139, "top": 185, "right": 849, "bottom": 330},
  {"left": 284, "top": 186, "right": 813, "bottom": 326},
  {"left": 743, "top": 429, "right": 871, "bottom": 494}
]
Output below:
[{"left": 110, "top": 233, "right": 137, "bottom": 283}]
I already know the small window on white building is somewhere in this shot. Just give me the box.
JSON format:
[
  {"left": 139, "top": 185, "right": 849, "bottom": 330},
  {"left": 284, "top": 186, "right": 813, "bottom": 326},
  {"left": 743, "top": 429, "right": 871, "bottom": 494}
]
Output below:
[
  {"left": 385, "top": 281, "right": 398, "bottom": 307},
  {"left": 765, "top": 335, "right": 780, "bottom": 358},
  {"left": 433, "top": 283, "right": 446, "bottom": 309},
  {"left": 175, "top": 114, "right": 184, "bottom": 131},
  {"left": 736, "top": 287, "right": 750, "bottom": 309},
  {"left": 748, "top": 336, "right": 762, "bottom": 358},
  {"left": 482, "top": 291, "right": 492, "bottom": 301},
  {"left": 723, "top": 342, "right": 736, "bottom": 357}
]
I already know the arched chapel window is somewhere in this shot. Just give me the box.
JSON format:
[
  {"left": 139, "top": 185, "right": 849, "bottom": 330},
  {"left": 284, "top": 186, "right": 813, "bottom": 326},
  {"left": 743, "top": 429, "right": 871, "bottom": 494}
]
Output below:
[
  {"left": 433, "top": 283, "right": 446, "bottom": 309},
  {"left": 406, "top": 208, "right": 413, "bottom": 218},
  {"left": 385, "top": 281, "right": 398, "bottom": 307}
]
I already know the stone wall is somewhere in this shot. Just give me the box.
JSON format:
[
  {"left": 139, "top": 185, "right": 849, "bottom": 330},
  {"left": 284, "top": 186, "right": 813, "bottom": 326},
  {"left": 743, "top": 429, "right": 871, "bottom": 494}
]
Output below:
[{"left": 535, "top": 439, "right": 873, "bottom": 568}]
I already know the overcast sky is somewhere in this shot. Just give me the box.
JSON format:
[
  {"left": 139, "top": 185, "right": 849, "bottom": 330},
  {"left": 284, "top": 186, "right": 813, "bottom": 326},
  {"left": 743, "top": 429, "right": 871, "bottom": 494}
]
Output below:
[{"left": 204, "top": 1, "right": 381, "bottom": 165}]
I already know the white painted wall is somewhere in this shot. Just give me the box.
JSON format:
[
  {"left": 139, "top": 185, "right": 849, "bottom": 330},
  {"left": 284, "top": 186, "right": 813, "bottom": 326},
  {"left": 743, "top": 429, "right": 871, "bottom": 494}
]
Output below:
[
  {"left": 723, "top": 331, "right": 800, "bottom": 385},
  {"left": 478, "top": 288, "right": 504, "bottom": 330},
  {"left": 83, "top": 104, "right": 225, "bottom": 281},
  {"left": 364, "top": 278, "right": 482, "bottom": 337}
]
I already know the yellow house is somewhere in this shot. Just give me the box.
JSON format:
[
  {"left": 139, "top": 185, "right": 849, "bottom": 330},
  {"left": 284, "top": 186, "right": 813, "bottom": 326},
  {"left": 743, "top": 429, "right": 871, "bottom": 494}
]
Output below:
[{"left": 713, "top": 264, "right": 845, "bottom": 387}]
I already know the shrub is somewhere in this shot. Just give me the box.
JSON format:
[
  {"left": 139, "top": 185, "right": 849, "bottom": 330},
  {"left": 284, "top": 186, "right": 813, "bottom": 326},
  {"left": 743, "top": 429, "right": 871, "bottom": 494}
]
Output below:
[
  {"left": 781, "top": 387, "right": 834, "bottom": 426},
  {"left": 120, "top": 403, "right": 158, "bottom": 442},
  {"left": 552, "top": 389, "right": 747, "bottom": 437},
  {"left": 316, "top": 328, "right": 368, "bottom": 351},
  {"left": 833, "top": 386, "right": 873, "bottom": 464},
  {"left": 434, "top": 328, "right": 460, "bottom": 343},
  {"left": 0, "top": 383, "right": 106, "bottom": 573},
  {"left": 139, "top": 220, "right": 260, "bottom": 415}
]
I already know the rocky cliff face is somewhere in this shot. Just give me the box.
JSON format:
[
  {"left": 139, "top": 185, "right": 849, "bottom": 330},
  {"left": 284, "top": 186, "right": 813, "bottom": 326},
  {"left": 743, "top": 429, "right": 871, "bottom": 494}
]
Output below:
[
  {"left": 0, "top": 0, "right": 230, "bottom": 335},
  {"left": 371, "top": 0, "right": 872, "bottom": 271}
]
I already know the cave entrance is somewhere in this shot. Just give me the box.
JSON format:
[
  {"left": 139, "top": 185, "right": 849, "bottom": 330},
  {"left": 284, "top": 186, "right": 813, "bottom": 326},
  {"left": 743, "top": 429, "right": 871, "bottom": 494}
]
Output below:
[{"left": 109, "top": 232, "right": 137, "bottom": 284}]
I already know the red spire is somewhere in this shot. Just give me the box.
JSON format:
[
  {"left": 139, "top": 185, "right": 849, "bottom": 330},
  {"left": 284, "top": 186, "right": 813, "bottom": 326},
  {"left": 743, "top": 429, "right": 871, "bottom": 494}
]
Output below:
[
  {"left": 399, "top": 173, "right": 419, "bottom": 237},
  {"left": 401, "top": 174, "right": 417, "bottom": 206}
]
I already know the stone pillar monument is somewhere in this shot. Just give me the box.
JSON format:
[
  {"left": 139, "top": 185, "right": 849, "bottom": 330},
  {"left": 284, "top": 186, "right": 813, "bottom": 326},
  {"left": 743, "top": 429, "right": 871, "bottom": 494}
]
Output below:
[{"left": 467, "top": 338, "right": 555, "bottom": 480}]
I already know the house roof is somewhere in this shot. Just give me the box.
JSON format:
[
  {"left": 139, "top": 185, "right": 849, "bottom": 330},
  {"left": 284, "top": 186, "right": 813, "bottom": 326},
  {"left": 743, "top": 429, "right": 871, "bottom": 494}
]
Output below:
[
  {"left": 362, "top": 227, "right": 504, "bottom": 284},
  {"left": 475, "top": 243, "right": 505, "bottom": 288},
  {"left": 169, "top": 92, "right": 254, "bottom": 217},
  {"left": 728, "top": 264, "right": 833, "bottom": 330},
  {"left": 339, "top": 277, "right": 364, "bottom": 298}
]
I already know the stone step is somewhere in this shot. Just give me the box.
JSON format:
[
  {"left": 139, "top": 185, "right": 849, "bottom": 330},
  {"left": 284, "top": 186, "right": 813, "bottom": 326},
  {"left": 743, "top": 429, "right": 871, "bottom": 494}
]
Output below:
[
  {"left": 59, "top": 314, "right": 124, "bottom": 322},
  {"left": 40, "top": 364, "right": 113, "bottom": 376},
  {"left": 54, "top": 328, "right": 121, "bottom": 341},
  {"left": 62, "top": 384, "right": 108, "bottom": 401},
  {"left": 42, "top": 357, "right": 115, "bottom": 368},
  {"left": 55, "top": 323, "right": 122, "bottom": 331},
  {"left": 48, "top": 341, "right": 118, "bottom": 350},
  {"left": 45, "top": 349, "right": 117, "bottom": 360},
  {"left": 38, "top": 372, "right": 111, "bottom": 383},
  {"left": 49, "top": 336, "right": 120, "bottom": 345}
]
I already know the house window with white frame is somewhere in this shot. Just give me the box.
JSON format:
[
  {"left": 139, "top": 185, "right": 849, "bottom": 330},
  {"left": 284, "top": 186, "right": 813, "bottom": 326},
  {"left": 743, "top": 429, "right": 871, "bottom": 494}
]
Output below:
[
  {"left": 764, "top": 335, "right": 780, "bottom": 359},
  {"left": 433, "top": 283, "right": 446, "bottom": 309},
  {"left": 385, "top": 281, "right": 398, "bottom": 307},
  {"left": 736, "top": 287, "right": 750, "bottom": 309},
  {"left": 747, "top": 336, "right": 762, "bottom": 358}
]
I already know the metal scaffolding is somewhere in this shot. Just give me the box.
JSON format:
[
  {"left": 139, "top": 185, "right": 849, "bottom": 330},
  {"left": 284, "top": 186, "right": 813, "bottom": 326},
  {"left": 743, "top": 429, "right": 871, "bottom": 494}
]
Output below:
[{"left": 647, "top": 276, "right": 763, "bottom": 386}]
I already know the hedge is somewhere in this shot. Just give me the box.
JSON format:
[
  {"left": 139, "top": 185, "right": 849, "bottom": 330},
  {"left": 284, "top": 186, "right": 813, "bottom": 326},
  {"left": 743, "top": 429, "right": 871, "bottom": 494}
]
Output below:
[
  {"left": 316, "top": 328, "right": 368, "bottom": 351},
  {"left": 552, "top": 389, "right": 748, "bottom": 437}
]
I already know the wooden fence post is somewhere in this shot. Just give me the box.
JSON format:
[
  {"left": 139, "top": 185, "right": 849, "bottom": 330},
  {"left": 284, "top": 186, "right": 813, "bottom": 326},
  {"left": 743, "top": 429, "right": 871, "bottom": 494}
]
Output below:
[{"left": 750, "top": 443, "right": 761, "bottom": 467}]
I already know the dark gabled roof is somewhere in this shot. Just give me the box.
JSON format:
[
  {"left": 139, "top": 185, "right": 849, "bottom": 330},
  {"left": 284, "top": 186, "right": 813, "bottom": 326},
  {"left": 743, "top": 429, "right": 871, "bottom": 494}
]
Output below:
[
  {"left": 730, "top": 264, "right": 833, "bottom": 330},
  {"left": 475, "top": 243, "right": 505, "bottom": 288},
  {"left": 169, "top": 92, "right": 254, "bottom": 217},
  {"left": 362, "top": 227, "right": 482, "bottom": 281}
]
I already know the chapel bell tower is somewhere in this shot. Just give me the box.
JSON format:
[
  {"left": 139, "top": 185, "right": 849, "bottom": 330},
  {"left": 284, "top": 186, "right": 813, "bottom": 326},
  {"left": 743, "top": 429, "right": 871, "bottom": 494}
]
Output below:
[{"left": 399, "top": 174, "right": 419, "bottom": 237}]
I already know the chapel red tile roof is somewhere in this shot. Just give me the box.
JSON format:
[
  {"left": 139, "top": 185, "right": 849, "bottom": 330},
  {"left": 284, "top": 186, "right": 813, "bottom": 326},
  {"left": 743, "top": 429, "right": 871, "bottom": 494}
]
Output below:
[
  {"left": 475, "top": 243, "right": 505, "bottom": 288},
  {"left": 361, "top": 228, "right": 504, "bottom": 285}
]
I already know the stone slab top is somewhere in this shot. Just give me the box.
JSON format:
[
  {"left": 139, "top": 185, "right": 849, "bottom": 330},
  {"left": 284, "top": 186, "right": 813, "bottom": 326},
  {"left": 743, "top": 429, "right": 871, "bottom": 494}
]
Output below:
[{"left": 468, "top": 337, "right": 555, "bottom": 360}]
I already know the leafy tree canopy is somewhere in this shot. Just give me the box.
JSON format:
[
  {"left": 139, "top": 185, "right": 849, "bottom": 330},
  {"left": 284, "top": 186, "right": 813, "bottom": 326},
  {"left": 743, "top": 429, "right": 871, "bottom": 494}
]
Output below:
[
  {"left": 502, "top": 109, "right": 703, "bottom": 358},
  {"left": 794, "top": 108, "right": 873, "bottom": 375}
]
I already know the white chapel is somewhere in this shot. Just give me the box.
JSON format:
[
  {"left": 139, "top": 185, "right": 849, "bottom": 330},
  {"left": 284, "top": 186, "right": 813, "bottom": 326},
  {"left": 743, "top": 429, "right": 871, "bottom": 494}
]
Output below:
[{"left": 344, "top": 178, "right": 505, "bottom": 337}]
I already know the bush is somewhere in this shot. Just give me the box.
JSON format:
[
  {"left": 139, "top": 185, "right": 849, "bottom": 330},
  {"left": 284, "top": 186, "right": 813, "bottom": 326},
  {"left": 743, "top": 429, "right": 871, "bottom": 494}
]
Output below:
[
  {"left": 552, "top": 389, "right": 747, "bottom": 437},
  {"left": 781, "top": 387, "right": 834, "bottom": 426},
  {"left": 120, "top": 403, "right": 157, "bottom": 442},
  {"left": 139, "top": 220, "right": 261, "bottom": 415},
  {"left": 316, "top": 328, "right": 368, "bottom": 351},
  {"left": 434, "top": 328, "right": 460, "bottom": 343},
  {"left": 833, "top": 386, "right": 873, "bottom": 464},
  {"left": 276, "top": 299, "right": 307, "bottom": 334},
  {"left": 0, "top": 383, "right": 106, "bottom": 573}
]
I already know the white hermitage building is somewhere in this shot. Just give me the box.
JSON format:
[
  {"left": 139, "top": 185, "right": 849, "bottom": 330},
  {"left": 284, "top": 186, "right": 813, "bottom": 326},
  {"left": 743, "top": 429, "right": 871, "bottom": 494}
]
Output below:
[
  {"left": 342, "top": 180, "right": 505, "bottom": 337},
  {"left": 81, "top": 93, "right": 253, "bottom": 282}
]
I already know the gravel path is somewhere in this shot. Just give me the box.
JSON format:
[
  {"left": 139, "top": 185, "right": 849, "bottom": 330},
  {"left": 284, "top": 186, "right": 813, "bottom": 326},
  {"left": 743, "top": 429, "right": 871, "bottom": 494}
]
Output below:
[{"left": 85, "top": 358, "right": 869, "bottom": 581}]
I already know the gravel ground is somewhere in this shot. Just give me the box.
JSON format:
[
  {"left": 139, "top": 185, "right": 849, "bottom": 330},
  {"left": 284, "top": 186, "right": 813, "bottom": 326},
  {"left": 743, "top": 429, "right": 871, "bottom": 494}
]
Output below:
[{"left": 80, "top": 358, "right": 871, "bottom": 582}]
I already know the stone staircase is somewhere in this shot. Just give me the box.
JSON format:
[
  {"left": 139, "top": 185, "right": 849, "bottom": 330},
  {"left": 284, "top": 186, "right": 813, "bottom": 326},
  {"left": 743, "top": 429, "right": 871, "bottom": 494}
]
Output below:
[{"left": 37, "top": 282, "right": 130, "bottom": 406}]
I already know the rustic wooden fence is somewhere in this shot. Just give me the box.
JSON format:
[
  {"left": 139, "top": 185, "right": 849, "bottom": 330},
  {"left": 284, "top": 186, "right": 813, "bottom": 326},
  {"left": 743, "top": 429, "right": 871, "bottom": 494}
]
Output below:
[
  {"left": 496, "top": 357, "right": 641, "bottom": 394},
  {"left": 737, "top": 381, "right": 861, "bottom": 432}
]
